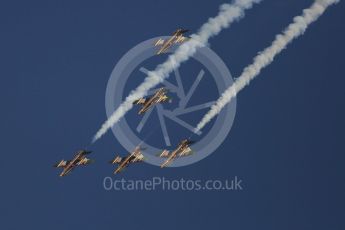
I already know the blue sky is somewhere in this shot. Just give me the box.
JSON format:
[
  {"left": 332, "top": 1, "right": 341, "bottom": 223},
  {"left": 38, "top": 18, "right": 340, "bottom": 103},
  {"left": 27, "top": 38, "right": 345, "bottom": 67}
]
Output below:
[{"left": 1, "top": 0, "right": 344, "bottom": 229}]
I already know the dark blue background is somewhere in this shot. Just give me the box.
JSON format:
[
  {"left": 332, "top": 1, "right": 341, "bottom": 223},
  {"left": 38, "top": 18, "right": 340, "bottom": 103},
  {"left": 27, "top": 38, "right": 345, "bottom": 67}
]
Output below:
[{"left": 1, "top": 0, "right": 344, "bottom": 229}]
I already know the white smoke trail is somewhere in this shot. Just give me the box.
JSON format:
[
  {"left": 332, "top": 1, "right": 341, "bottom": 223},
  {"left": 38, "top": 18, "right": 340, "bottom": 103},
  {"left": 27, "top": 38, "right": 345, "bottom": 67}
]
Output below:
[
  {"left": 93, "top": 0, "right": 262, "bottom": 142},
  {"left": 195, "top": 0, "right": 339, "bottom": 132}
]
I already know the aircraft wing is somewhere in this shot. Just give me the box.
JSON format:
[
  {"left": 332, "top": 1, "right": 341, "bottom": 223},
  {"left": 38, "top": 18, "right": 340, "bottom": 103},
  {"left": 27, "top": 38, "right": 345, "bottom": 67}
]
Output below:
[
  {"left": 114, "top": 165, "right": 125, "bottom": 174},
  {"left": 179, "top": 147, "right": 193, "bottom": 157},
  {"left": 60, "top": 166, "right": 74, "bottom": 177},
  {"left": 131, "top": 153, "right": 144, "bottom": 163},
  {"left": 76, "top": 157, "right": 93, "bottom": 166},
  {"left": 156, "top": 95, "right": 170, "bottom": 103},
  {"left": 158, "top": 150, "right": 170, "bottom": 158},
  {"left": 154, "top": 38, "right": 165, "bottom": 46},
  {"left": 109, "top": 156, "right": 122, "bottom": 164},
  {"left": 157, "top": 45, "right": 170, "bottom": 54},
  {"left": 54, "top": 160, "right": 68, "bottom": 168},
  {"left": 175, "top": 36, "right": 189, "bottom": 43},
  {"left": 133, "top": 98, "right": 147, "bottom": 105}
]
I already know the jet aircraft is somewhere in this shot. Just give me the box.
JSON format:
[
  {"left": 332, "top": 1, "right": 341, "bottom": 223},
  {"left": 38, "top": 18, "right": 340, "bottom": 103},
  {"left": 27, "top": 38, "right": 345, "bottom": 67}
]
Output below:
[
  {"left": 159, "top": 139, "right": 194, "bottom": 168},
  {"left": 133, "top": 87, "right": 171, "bottom": 115},
  {"left": 54, "top": 150, "right": 93, "bottom": 177},
  {"left": 110, "top": 147, "right": 145, "bottom": 174},
  {"left": 154, "top": 29, "right": 189, "bottom": 54}
]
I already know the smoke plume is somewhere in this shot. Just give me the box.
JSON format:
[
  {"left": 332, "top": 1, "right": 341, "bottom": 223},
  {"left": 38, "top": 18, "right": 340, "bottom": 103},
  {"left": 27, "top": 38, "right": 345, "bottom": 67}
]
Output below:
[
  {"left": 93, "top": 0, "right": 262, "bottom": 142},
  {"left": 195, "top": 0, "right": 339, "bottom": 132}
]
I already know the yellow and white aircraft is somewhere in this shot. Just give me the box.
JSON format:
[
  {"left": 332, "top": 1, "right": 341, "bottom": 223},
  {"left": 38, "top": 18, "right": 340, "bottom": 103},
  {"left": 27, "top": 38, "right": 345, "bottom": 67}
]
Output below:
[{"left": 154, "top": 29, "right": 189, "bottom": 55}]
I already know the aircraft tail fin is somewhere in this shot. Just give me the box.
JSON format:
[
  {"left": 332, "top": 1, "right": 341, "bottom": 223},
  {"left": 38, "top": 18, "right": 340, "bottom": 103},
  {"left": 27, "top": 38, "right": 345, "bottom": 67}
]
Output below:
[
  {"left": 77, "top": 158, "right": 94, "bottom": 166},
  {"left": 179, "top": 147, "right": 193, "bottom": 157},
  {"left": 158, "top": 150, "right": 170, "bottom": 158},
  {"left": 53, "top": 160, "right": 67, "bottom": 168},
  {"left": 154, "top": 38, "right": 165, "bottom": 46},
  {"left": 133, "top": 98, "right": 146, "bottom": 105},
  {"left": 175, "top": 36, "right": 189, "bottom": 43},
  {"left": 109, "top": 156, "right": 122, "bottom": 164}
]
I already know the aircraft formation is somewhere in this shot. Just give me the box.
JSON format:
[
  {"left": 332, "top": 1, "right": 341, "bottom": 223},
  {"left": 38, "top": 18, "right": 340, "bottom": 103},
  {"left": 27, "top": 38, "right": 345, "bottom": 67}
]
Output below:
[
  {"left": 54, "top": 29, "right": 196, "bottom": 177},
  {"left": 54, "top": 138, "right": 194, "bottom": 177}
]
